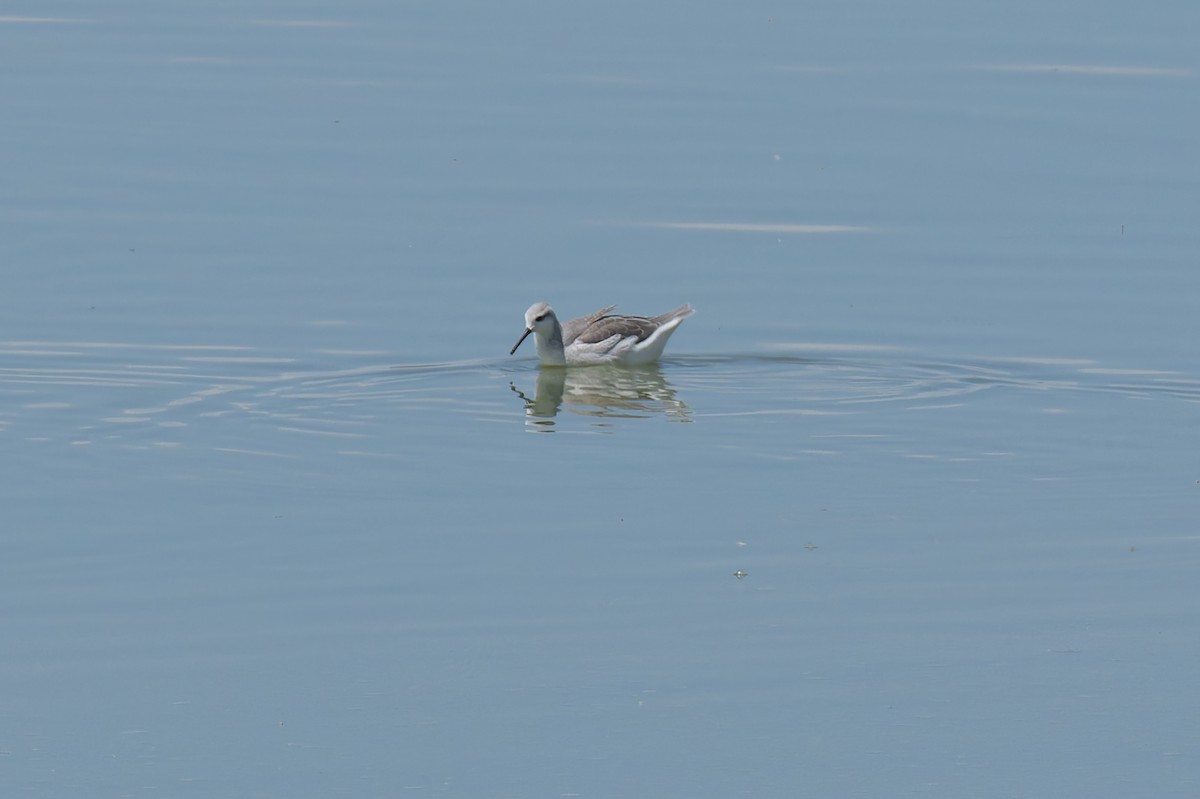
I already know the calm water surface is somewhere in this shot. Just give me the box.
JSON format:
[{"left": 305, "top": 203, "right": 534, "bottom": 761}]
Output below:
[{"left": 3, "top": 1, "right": 1199, "bottom": 797}]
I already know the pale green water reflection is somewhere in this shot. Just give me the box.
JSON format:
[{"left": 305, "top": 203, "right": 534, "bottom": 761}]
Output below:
[{"left": 510, "top": 363, "right": 693, "bottom": 428}]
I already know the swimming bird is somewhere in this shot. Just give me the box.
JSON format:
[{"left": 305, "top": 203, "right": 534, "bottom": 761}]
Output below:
[{"left": 509, "top": 303, "right": 694, "bottom": 366}]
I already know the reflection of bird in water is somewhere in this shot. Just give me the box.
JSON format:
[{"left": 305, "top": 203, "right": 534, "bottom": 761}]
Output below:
[
  {"left": 510, "top": 363, "right": 692, "bottom": 425},
  {"left": 509, "top": 303, "right": 694, "bottom": 366}
]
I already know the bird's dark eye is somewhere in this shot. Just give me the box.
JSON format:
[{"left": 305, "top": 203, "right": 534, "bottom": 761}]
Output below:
[{"left": 534, "top": 313, "right": 546, "bottom": 322}]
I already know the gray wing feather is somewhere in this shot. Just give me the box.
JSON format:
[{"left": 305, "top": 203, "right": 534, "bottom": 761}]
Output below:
[
  {"left": 562, "top": 305, "right": 618, "bottom": 345},
  {"left": 652, "top": 305, "right": 695, "bottom": 324},
  {"left": 576, "top": 314, "right": 658, "bottom": 344},
  {"left": 565, "top": 304, "right": 694, "bottom": 346}
]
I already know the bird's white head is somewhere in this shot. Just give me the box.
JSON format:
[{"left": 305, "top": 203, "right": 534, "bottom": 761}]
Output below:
[
  {"left": 523, "top": 303, "right": 556, "bottom": 332},
  {"left": 510, "top": 303, "right": 560, "bottom": 357}
]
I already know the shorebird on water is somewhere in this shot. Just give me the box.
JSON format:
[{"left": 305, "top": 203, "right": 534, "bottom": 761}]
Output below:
[{"left": 509, "top": 303, "right": 694, "bottom": 366}]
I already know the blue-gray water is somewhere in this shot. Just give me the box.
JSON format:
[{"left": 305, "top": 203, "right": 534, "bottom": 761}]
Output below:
[{"left": 4, "top": 2, "right": 1199, "bottom": 797}]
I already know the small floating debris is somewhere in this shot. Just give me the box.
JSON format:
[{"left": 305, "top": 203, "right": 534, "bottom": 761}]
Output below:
[{"left": 732, "top": 570, "right": 748, "bottom": 579}]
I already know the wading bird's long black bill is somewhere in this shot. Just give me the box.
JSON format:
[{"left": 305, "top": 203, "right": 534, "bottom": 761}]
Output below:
[{"left": 510, "top": 328, "right": 532, "bottom": 355}]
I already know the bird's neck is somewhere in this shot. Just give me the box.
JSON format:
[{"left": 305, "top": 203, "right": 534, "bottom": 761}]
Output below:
[{"left": 535, "top": 322, "right": 567, "bottom": 366}]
